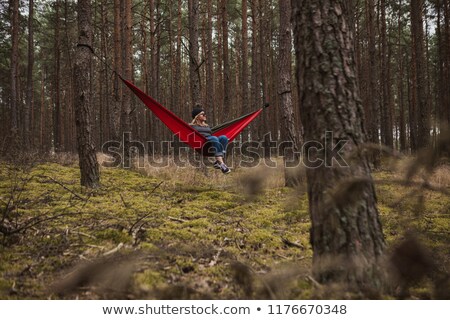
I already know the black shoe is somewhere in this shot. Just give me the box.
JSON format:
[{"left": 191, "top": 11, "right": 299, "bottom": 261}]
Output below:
[
  {"left": 220, "top": 163, "right": 231, "bottom": 174},
  {"left": 213, "top": 160, "right": 221, "bottom": 169}
]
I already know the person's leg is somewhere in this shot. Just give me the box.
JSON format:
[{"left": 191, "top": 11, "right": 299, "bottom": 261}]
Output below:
[
  {"left": 206, "top": 136, "right": 224, "bottom": 162},
  {"left": 206, "top": 136, "right": 230, "bottom": 173},
  {"left": 218, "top": 136, "right": 229, "bottom": 157},
  {"left": 217, "top": 136, "right": 230, "bottom": 173}
]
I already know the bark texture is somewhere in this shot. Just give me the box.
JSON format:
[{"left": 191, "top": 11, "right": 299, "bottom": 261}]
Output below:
[
  {"left": 292, "top": 0, "right": 385, "bottom": 292},
  {"left": 74, "top": 0, "right": 100, "bottom": 188}
]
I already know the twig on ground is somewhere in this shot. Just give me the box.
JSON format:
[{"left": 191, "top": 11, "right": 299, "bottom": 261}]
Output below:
[
  {"left": 167, "top": 216, "right": 188, "bottom": 223},
  {"left": 306, "top": 275, "right": 322, "bottom": 288},
  {"left": 39, "top": 175, "right": 87, "bottom": 201},
  {"left": 146, "top": 181, "right": 164, "bottom": 199},
  {"left": 281, "top": 237, "right": 305, "bottom": 249},
  {"left": 119, "top": 193, "right": 129, "bottom": 209},
  {"left": 103, "top": 243, "right": 124, "bottom": 256}
]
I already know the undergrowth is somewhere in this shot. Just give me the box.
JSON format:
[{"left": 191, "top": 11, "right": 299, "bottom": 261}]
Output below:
[{"left": 0, "top": 156, "right": 448, "bottom": 299}]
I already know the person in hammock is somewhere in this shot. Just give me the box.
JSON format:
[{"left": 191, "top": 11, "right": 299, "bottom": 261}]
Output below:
[{"left": 190, "top": 107, "right": 231, "bottom": 174}]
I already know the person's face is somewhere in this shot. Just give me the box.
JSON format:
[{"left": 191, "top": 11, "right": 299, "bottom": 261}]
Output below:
[{"left": 198, "top": 112, "right": 206, "bottom": 121}]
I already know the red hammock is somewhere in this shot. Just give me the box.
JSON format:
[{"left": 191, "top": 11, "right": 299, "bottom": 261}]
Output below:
[{"left": 121, "top": 78, "right": 265, "bottom": 156}]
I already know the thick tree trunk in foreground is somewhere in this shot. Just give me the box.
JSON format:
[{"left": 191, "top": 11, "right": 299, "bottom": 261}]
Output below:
[
  {"left": 74, "top": 0, "right": 100, "bottom": 188},
  {"left": 292, "top": 0, "right": 385, "bottom": 292}
]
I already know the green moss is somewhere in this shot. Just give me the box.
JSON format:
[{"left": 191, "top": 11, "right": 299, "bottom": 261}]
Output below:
[
  {"left": 135, "top": 270, "right": 164, "bottom": 288},
  {"left": 0, "top": 279, "right": 12, "bottom": 296},
  {"left": 1, "top": 160, "right": 449, "bottom": 299},
  {"left": 96, "top": 229, "right": 132, "bottom": 244}
]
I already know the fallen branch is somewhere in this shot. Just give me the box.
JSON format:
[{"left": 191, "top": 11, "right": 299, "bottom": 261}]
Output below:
[
  {"left": 4, "top": 211, "right": 73, "bottom": 236},
  {"left": 146, "top": 181, "right": 164, "bottom": 199},
  {"left": 281, "top": 237, "right": 304, "bottom": 249},
  {"left": 39, "top": 175, "right": 87, "bottom": 201},
  {"left": 119, "top": 193, "right": 129, "bottom": 209},
  {"left": 103, "top": 243, "right": 124, "bottom": 256},
  {"left": 168, "top": 216, "right": 188, "bottom": 223},
  {"left": 306, "top": 275, "right": 322, "bottom": 288}
]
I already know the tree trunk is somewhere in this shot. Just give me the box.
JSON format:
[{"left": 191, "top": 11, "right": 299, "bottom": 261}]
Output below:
[
  {"left": 278, "top": 0, "right": 301, "bottom": 187},
  {"left": 10, "top": 0, "right": 20, "bottom": 146},
  {"left": 221, "top": 0, "right": 231, "bottom": 113},
  {"left": 111, "top": 0, "right": 121, "bottom": 142},
  {"left": 292, "top": 0, "right": 385, "bottom": 292},
  {"left": 259, "top": 0, "right": 270, "bottom": 149},
  {"left": 241, "top": 0, "right": 249, "bottom": 139},
  {"left": 216, "top": 6, "right": 224, "bottom": 123},
  {"left": 54, "top": 0, "right": 63, "bottom": 152},
  {"left": 25, "top": 0, "right": 34, "bottom": 148},
  {"left": 411, "top": 0, "right": 430, "bottom": 149},
  {"left": 438, "top": 0, "right": 450, "bottom": 129},
  {"left": 74, "top": 0, "right": 100, "bottom": 188},
  {"left": 445, "top": 0, "right": 450, "bottom": 127},
  {"left": 250, "top": 0, "right": 261, "bottom": 140},
  {"left": 397, "top": 0, "right": 407, "bottom": 152},
  {"left": 121, "top": 0, "right": 133, "bottom": 167},
  {"left": 409, "top": 49, "right": 418, "bottom": 152},
  {"left": 188, "top": 0, "right": 200, "bottom": 107},
  {"left": 206, "top": 0, "right": 215, "bottom": 122},
  {"left": 365, "top": 0, "right": 380, "bottom": 166},
  {"left": 63, "top": 0, "right": 75, "bottom": 152},
  {"left": 174, "top": 0, "right": 182, "bottom": 118},
  {"left": 100, "top": 0, "right": 110, "bottom": 144},
  {"left": 380, "top": 0, "right": 393, "bottom": 148}
]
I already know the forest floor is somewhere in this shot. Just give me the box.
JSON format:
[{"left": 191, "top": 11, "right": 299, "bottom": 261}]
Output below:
[{"left": 0, "top": 154, "right": 449, "bottom": 299}]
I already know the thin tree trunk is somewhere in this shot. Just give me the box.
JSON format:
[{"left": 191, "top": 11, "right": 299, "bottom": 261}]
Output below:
[
  {"left": 100, "top": 0, "right": 110, "bottom": 144},
  {"left": 445, "top": 0, "right": 450, "bottom": 126},
  {"left": 121, "top": 0, "right": 133, "bottom": 166},
  {"left": 63, "top": 0, "right": 75, "bottom": 152},
  {"left": 188, "top": 0, "right": 201, "bottom": 107},
  {"left": 111, "top": 0, "right": 121, "bottom": 142},
  {"left": 241, "top": 0, "right": 249, "bottom": 140},
  {"left": 149, "top": 0, "right": 156, "bottom": 97},
  {"left": 40, "top": 67, "right": 47, "bottom": 152},
  {"left": 259, "top": 0, "right": 270, "bottom": 149},
  {"left": 54, "top": 0, "right": 63, "bottom": 152},
  {"left": 206, "top": 0, "right": 215, "bottom": 123},
  {"left": 278, "top": 0, "right": 301, "bottom": 187},
  {"left": 366, "top": 0, "right": 380, "bottom": 166},
  {"left": 398, "top": 0, "right": 407, "bottom": 152},
  {"left": 217, "top": 7, "right": 224, "bottom": 123},
  {"left": 292, "top": 0, "right": 385, "bottom": 292},
  {"left": 10, "top": 0, "right": 19, "bottom": 146},
  {"left": 140, "top": 10, "right": 148, "bottom": 141},
  {"left": 74, "top": 0, "right": 99, "bottom": 188},
  {"left": 25, "top": 0, "right": 34, "bottom": 148},
  {"left": 411, "top": 0, "right": 430, "bottom": 149},
  {"left": 174, "top": 0, "right": 182, "bottom": 117},
  {"left": 250, "top": 0, "right": 260, "bottom": 140},
  {"left": 155, "top": 0, "right": 161, "bottom": 101},
  {"left": 444, "top": 0, "right": 450, "bottom": 127},
  {"left": 380, "top": 0, "right": 393, "bottom": 148},
  {"left": 221, "top": 0, "right": 231, "bottom": 113}
]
